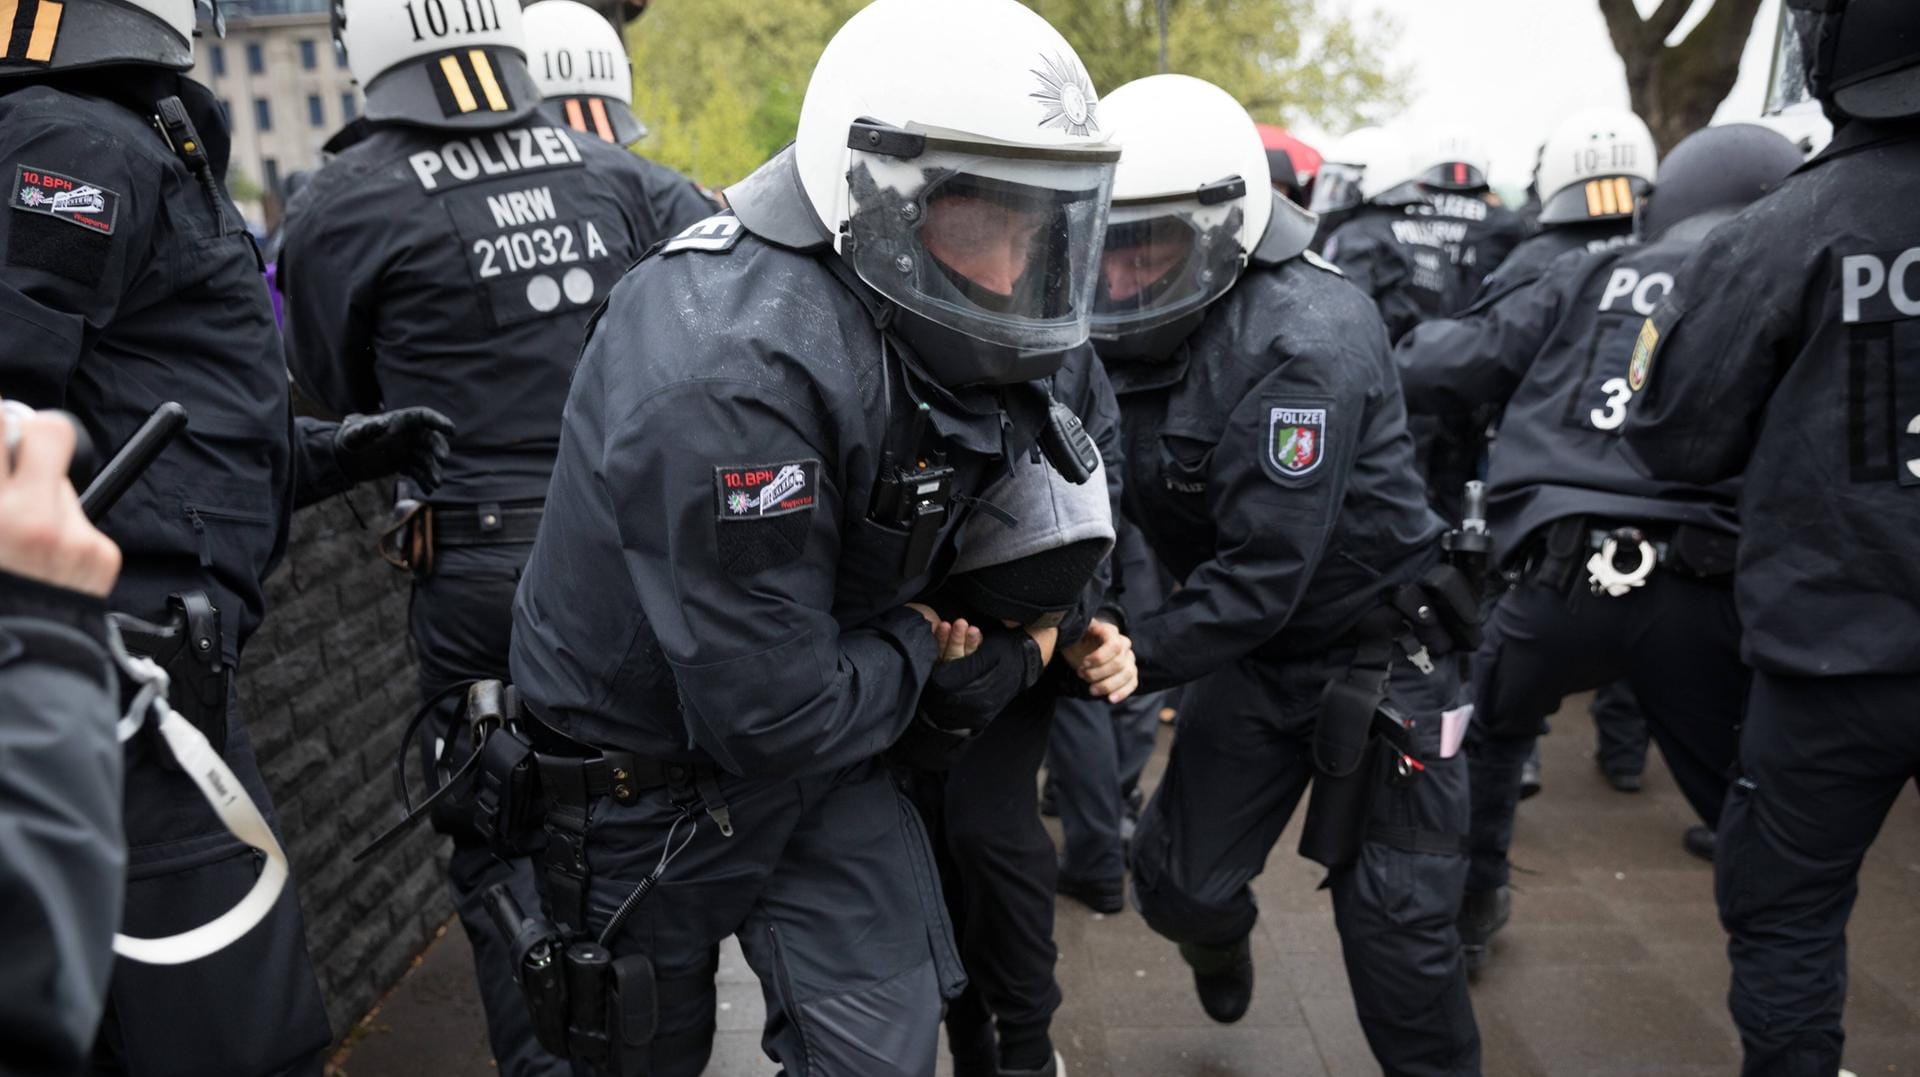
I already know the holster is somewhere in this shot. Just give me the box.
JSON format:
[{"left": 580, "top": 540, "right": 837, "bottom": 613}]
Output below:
[
  {"left": 111, "top": 590, "right": 230, "bottom": 766},
  {"left": 1299, "top": 638, "right": 1399, "bottom": 872},
  {"left": 377, "top": 499, "right": 434, "bottom": 578}
]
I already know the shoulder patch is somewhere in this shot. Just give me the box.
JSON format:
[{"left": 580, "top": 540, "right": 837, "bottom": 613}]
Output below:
[
  {"left": 715, "top": 460, "right": 819, "bottom": 520},
  {"left": 1301, "top": 248, "right": 1343, "bottom": 277},
  {"left": 662, "top": 214, "right": 744, "bottom": 255},
  {"left": 1627, "top": 318, "right": 1657, "bottom": 392},
  {"left": 1266, "top": 405, "right": 1327, "bottom": 480},
  {"left": 12, "top": 165, "right": 119, "bottom": 235}
]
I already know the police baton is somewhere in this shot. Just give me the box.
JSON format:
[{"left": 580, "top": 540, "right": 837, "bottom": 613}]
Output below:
[{"left": 80, "top": 402, "right": 188, "bottom": 521}]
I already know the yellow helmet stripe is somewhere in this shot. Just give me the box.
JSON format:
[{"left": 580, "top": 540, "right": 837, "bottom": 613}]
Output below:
[
  {"left": 24, "top": 0, "right": 58, "bottom": 61},
  {"left": 468, "top": 49, "right": 508, "bottom": 112},
  {"left": 438, "top": 54, "right": 478, "bottom": 113}
]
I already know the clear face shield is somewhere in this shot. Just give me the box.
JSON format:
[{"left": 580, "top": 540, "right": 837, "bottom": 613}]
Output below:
[
  {"left": 1309, "top": 161, "right": 1366, "bottom": 214},
  {"left": 844, "top": 124, "right": 1118, "bottom": 358},
  {"left": 1090, "top": 179, "right": 1247, "bottom": 342},
  {"left": 1767, "top": 5, "right": 1821, "bottom": 114}
]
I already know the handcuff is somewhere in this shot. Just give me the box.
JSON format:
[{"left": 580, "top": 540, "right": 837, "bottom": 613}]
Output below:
[{"left": 1586, "top": 527, "right": 1658, "bottom": 598}]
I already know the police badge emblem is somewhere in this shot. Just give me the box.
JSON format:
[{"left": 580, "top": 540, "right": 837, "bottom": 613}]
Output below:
[
  {"left": 1268, "top": 407, "right": 1326, "bottom": 478},
  {"left": 1628, "top": 318, "right": 1658, "bottom": 391}
]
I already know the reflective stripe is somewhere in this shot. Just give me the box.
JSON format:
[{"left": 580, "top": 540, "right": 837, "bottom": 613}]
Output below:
[
  {"left": 1613, "top": 176, "right": 1633, "bottom": 214},
  {"left": 469, "top": 48, "right": 508, "bottom": 112},
  {"left": 0, "top": 0, "right": 16, "bottom": 58},
  {"left": 1586, "top": 180, "right": 1606, "bottom": 217},
  {"left": 563, "top": 96, "right": 586, "bottom": 133},
  {"left": 439, "top": 54, "right": 478, "bottom": 113},
  {"left": 24, "top": 0, "right": 56, "bottom": 61},
  {"left": 587, "top": 96, "right": 613, "bottom": 141}
]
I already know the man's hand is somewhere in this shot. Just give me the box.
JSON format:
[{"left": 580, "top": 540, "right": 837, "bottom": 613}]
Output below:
[
  {"left": 335, "top": 407, "right": 455, "bottom": 491},
  {"left": 906, "top": 603, "right": 985, "bottom": 663},
  {"left": 1064, "top": 619, "right": 1138, "bottom": 703},
  {"left": 0, "top": 404, "right": 121, "bottom": 596}
]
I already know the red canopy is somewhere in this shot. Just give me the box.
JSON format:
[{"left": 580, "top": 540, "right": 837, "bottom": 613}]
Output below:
[{"left": 1256, "top": 124, "right": 1322, "bottom": 183}]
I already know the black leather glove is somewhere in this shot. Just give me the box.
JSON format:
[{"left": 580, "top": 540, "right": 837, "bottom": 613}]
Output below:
[
  {"left": 335, "top": 408, "right": 454, "bottom": 492},
  {"left": 889, "top": 622, "right": 1045, "bottom": 771}
]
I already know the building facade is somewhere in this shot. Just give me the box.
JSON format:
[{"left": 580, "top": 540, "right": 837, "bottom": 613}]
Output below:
[{"left": 191, "top": 0, "right": 359, "bottom": 226}]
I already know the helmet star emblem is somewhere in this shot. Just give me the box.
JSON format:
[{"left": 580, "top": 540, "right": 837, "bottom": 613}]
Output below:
[{"left": 1031, "top": 52, "right": 1098, "bottom": 137}]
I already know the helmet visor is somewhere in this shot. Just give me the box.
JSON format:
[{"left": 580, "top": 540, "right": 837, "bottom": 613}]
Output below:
[
  {"left": 1090, "top": 200, "right": 1243, "bottom": 340},
  {"left": 1767, "top": 6, "right": 1818, "bottom": 114},
  {"left": 1309, "top": 161, "right": 1365, "bottom": 214},
  {"left": 846, "top": 141, "right": 1117, "bottom": 354}
]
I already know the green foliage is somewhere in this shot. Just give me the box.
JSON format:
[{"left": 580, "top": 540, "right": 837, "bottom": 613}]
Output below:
[{"left": 626, "top": 0, "right": 1405, "bottom": 189}]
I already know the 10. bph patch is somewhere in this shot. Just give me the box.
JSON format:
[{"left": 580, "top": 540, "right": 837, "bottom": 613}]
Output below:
[
  {"left": 714, "top": 460, "right": 819, "bottom": 520},
  {"left": 12, "top": 165, "right": 118, "bottom": 235}
]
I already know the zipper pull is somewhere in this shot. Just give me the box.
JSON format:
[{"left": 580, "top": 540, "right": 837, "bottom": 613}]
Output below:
[{"left": 187, "top": 507, "right": 214, "bottom": 568}]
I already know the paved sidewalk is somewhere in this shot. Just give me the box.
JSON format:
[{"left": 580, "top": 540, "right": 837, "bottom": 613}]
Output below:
[{"left": 330, "top": 694, "right": 1920, "bottom": 1077}]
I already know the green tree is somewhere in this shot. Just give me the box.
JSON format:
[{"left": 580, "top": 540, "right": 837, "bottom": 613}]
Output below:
[
  {"left": 627, "top": 0, "right": 1405, "bottom": 189},
  {"left": 1023, "top": 0, "right": 1406, "bottom": 130}
]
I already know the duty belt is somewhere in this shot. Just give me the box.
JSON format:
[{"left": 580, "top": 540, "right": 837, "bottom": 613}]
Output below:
[
  {"left": 433, "top": 500, "right": 546, "bottom": 547},
  {"left": 1521, "top": 516, "right": 1736, "bottom": 593}
]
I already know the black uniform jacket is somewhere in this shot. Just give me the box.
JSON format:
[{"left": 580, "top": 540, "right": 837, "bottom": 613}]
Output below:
[
  {"left": 280, "top": 117, "right": 713, "bottom": 504},
  {"left": 1397, "top": 234, "right": 1740, "bottom": 565},
  {"left": 510, "top": 213, "right": 1066, "bottom": 776},
  {"left": 1624, "top": 120, "right": 1920, "bottom": 677},
  {"left": 1109, "top": 253, "right": 1445, "bottom": 694}
]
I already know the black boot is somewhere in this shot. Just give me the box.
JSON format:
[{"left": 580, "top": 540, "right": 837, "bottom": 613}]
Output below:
[
  {"left": 1056, "top": 871, "right": 1124, "bottom": 914},
  {"left": 1458, "top": 885, "right": 1511, "bottom": 980},
  {"left": 1682, "top": 825, "right": 1716, "bottom": 862},
  {"left": 1178, "top": 937, "right": 1254, "bottom": 1023}
]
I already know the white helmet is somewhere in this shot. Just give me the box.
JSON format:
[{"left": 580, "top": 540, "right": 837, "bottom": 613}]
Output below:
[
  {"left": 524, "top": 0, "right": 644, "bottom": 145},
  {"left": 792, "top": 0, "right": 1120, "bottom": 386},
  {"left": 1309, "top": 126, "right": 1402, "bottom": 213},
  {"left": 1090, "top": 75, "right": 1271, "bottom": 359},
  {"left": 335, "top": 0, "right": 541, "bottom": 130},
  {"left": 0, "top": 0, "right": 198, "bottom": 73},
  {"left": 1535, "top": 107, "right": 1657, "bottom": 225},
  {"left": 1395, "top": 124, "right": 1492, "bottom": 193}
]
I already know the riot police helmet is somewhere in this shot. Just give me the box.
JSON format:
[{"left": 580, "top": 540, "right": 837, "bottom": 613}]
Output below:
[
  {"left": 1768, "top": 0, "right": 1920, "bottom": 122},
  {"left": 524, "top": 0, "right": 645, "bottom": 145},
  {"left": 791, "top": 0, "right": 1120, "bottom": 388},
  {"left": 0, "top": 0, "right": 209, "bottom": 74},
  {"left": 334, "top": 0, "right": 542, "bottom": 130},
  {"left": 1091, "top": 74, "right": 1312, "bottom": 362},
  {"left": 1638, "top": 123, "right": 1803, "bottom": 241},
  {"left": 1535, "top": 108, "right": 1658, "bottom": 226},
  {"left": 1309, "top": 126, "right": 1399, "bottom": 215}
]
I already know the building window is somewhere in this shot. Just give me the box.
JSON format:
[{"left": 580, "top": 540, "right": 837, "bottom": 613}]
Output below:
[
  {"left": 210, "top": 45, "right": 225, "bottom": 78},
  {"left": 253, "top": 98, "right": 272, "bottom": 132},
  {"left": 299, "top": 38, "right": 317, "bottom": 70},
  {"left": 263, "top": 158, "right": 282, "bottom": 199},
  {"left": 307, "top": 94, "right": 324, "bottom": 127},
  {"left": 246, "top": 42, "right": 263, "bottom": 74},
  {"left": 341, "top": 93, "right": 357, "bottom": 121},
  {"left": 336, "top": 41, "right": 348, "bottom": 67}
]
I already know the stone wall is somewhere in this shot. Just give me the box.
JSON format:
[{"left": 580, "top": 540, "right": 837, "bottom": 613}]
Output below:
[{"left": 236, "top": 487, "right": 453, "bottom": 1039}]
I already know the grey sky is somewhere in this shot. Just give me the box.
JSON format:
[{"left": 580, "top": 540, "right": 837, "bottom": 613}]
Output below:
[{"left": 1304, "top": 0, "right": 1829, "bottom": 190}]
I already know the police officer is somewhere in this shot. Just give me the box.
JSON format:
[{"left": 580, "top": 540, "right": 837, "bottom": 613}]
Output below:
[
  {"left": 902, "top": 395, "right": 1134, "bottom": 1077},
  {"left": 1443, "top": 107, "right": 1663, "bottom": 800},
  {"left": 277, "top": 1, "right": 709, "bottom": 1071},
  {"left": 1319, "top": 126, "right": 1523, "bottom": 345},
  {"left": 1317, "top": 125, "right": 1523, "bottom": 523},
  {"left": 1623, "top": 4, "right": 1920, "bottom": 1070},
  {"left": 1482, "top": 109, "right": 1656, "bottom": 300},
  {"left": 0, "top": 3, "right": 450, "bottom": 1070},
  {"left": 0, "top": 405, "right": 124, "bottom": 1076},
  {"left": 1307, "top": 125, "right": 1397, "bottom": 256},
  {"left": 1095, "top": 75, "right": 1480, "bottom": 1075},
  {"left": 507, "top": 0, "right": 1119, "bottom": 1071},
  {"left": 1395, "top": 123, "right": 1804, "bottom": 978}
]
